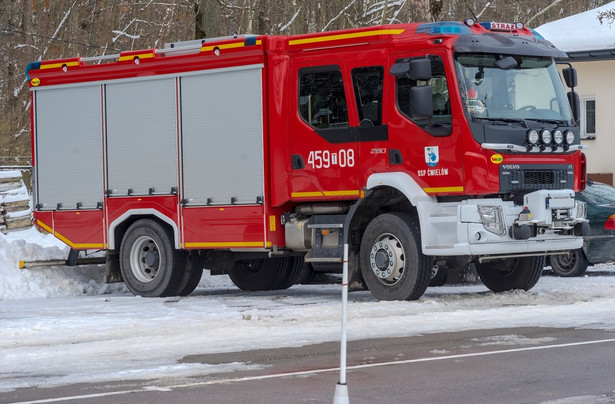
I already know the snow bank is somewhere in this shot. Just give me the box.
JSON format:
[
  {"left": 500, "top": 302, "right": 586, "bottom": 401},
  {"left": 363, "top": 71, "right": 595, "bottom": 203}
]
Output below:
[
  {"left": 0, "top": 227, "right": 125, "bottom": 300},
  {"left": 0, "top": 226, "right": 233, "bottom": 300}
]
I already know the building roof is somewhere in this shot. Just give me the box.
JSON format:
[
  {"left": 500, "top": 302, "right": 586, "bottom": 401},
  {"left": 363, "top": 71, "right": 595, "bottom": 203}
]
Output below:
[{"left": 535, "top": 1, "right": 615, "bottom": 60}]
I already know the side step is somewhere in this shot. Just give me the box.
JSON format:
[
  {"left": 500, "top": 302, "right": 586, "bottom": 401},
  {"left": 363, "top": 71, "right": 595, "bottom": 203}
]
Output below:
[{"left": 304, "top": 215, "right": 345, "bottom": 263}]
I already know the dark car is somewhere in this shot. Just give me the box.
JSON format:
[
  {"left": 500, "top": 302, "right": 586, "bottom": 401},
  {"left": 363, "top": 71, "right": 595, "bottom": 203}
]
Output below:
[{"left": 549, "top": 180, "right": 615, "bottom": 276}]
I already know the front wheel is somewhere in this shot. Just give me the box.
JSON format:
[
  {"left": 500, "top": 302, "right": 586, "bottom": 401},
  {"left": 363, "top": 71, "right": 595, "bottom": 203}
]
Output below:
[
  {"left": 360, "top": 213, "right": 430, "bottom": 301},
  {"left": 119, "top": 219, "right": 184, "bottom": 297},
  {"left": 550, "top": 249, "right": 589, "bottom": 277},
  {"left": 476, "top": 256, "right": 544, "bottom": 293}
]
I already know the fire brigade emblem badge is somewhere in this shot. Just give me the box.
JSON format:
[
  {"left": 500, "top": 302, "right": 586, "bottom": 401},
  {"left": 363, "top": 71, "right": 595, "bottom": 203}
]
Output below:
[{"left": 425, "top": 146, "right": 439, "bottom": 167}]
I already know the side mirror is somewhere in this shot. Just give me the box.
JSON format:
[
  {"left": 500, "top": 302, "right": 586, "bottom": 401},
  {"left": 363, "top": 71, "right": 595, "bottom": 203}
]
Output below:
[
  {"left": 562, "top": 67, "right": 577, "bottom": 88},
  {"left": 390, "top": 62, "right": 410, "bottom": 77},
  {"left": 410, "top": 85, "right": 433, "bottom": 119},
  {"left": 390, "top": 59, "right": 432, "bottom": 81},
  {"left": 409, "top": 59, "right": 432, "bottom": 81},
  {"left": 567, "top": 91, "right": 580, "bottom": 124}
]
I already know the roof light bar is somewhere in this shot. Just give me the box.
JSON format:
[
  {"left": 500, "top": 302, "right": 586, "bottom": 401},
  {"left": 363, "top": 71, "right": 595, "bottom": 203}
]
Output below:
[{"left": 416, "top": 22, "right": 471, "bottom": 35}]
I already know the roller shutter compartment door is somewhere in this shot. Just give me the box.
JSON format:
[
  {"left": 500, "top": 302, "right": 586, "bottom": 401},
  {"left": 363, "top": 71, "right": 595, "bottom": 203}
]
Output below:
[
  {"left": 34, "top": 85, "right": 103, "bottom": 210},
  {"left": 180, "top": 66, "right": 264, "bottom": 206},
  {"left": 105, "top": 78, "right": 178, "bottom": 196}
]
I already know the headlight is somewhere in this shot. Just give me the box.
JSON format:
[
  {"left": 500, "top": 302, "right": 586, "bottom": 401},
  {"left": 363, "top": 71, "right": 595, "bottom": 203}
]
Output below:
[
  {"left": 553, "top": 129, "right": 563, "bottom": 145},
  {"left": 477, "top": 205, "right": 506, "bottom": 236},
  {"left": 541, "top": 129, "right": 552, "bottom": 145},
  {"left": 565, "top": 130, "right": 575, "bottom": 145},
  {"left": 527, "top": 129, "right": 539, "bottom": 145}
]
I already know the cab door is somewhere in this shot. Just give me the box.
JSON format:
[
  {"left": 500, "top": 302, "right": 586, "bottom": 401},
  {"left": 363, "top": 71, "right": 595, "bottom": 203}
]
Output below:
[
  {"left": 288, "top": 59, "right": 360, "bottom": 201},
  {"left": 388, "top": 52, "right": 464, "bottom": 195},
  {"left": 345, "top": 53, "right": 391, "bottom": 187}
]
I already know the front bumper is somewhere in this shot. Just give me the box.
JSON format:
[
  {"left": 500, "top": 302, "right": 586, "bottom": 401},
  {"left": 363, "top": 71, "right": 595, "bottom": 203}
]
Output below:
[{"left": 419, "top": 189, "right": 586, "bottom": 257}]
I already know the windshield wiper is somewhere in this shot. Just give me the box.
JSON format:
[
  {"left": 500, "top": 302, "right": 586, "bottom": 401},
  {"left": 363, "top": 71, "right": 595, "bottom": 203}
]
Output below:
[
  {"left": 473, "top": 117, "right": 527, "bottom": 127},
  {"left": 525, "top": 118, "right": 569, "bottom": 125}
]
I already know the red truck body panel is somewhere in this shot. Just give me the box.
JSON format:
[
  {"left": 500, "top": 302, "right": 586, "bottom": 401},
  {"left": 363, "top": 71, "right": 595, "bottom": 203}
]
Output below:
[{"left": 27, "top": 22, "right": 585, "bottom": 252}]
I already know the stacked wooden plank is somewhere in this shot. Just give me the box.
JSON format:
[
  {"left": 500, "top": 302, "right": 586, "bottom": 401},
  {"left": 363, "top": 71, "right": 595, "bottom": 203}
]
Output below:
[{"left": 0, "top": 170, "right": 32, "bottom": 232}]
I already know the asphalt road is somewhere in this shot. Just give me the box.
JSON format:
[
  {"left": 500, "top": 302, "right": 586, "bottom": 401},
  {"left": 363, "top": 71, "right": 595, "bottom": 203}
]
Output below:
[{"left": 4, "top": 327, "right": 615, "bottom": 404}]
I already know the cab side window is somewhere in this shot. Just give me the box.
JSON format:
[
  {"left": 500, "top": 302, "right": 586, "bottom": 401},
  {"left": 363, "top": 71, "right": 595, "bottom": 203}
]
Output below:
[
  {"left": 351, "top": 66, "right": 384, "bottom": 127},
  {"left": 299, "top": 67, "right": 348, "bottom": 129},
  {"left": 396, "top": 55, "right": 451, "bottom": 136}
]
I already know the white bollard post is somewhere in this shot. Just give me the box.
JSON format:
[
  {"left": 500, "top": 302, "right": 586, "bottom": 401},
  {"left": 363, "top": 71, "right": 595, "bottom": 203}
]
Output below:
[{"left": 332, "top": 243, "right": 350, "bottom": 404}]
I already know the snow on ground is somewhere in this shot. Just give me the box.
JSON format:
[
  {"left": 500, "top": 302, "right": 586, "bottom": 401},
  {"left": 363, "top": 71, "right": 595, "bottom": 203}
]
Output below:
[{"left": 2, "top": 228, "right": 615, "bottom": 392}]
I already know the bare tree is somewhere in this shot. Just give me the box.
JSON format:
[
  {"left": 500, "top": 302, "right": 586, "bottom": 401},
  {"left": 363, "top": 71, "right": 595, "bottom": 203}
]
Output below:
[{"left": 598, "top": 8, "right": 615, "bottom": 24}]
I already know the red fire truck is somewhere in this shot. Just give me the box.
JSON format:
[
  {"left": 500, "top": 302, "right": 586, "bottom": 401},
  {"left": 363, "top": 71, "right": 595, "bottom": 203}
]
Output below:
[{"left": 27, "top": 19, "right": 588, "bottom": 300}]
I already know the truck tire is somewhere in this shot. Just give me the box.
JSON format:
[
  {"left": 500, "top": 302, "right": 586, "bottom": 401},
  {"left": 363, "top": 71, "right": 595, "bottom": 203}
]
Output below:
[
  {"left": 296, "top": 262, "right": 317, "bottom": 285},
  {"left": 169, "top": 253, "right": 204, "bottom": 296},
  {"left": 476, "top": 256, "right": 544, "bottom": 293},
  {"left": 429, "top": 265, "right": 448, "bottom": 287},
  {"left": 360, "top": 213, "right": 430, "bottom": 301},
  {"left": 227, "top": 257, "right": 287, "bottom": 291},
  {"left": 550, "top": 249, "right": 589, "bottom": 277},
  {"left": 273, "top": 256, "right": 304, "bottom": 290},
  {"left": 120, "top": 219, "right": 184, "bottom": 297}
]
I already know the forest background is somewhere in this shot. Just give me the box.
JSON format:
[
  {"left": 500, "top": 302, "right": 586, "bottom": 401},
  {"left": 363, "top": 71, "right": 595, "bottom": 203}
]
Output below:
[{"left": 0, "top": 0, "right": 612, "bottom": 164}]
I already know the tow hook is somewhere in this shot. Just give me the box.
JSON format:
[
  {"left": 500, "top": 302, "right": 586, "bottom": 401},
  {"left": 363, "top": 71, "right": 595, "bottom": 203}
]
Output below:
[
  {"left": 509, "top": 223, "right": 532, "bottom": 240},
  {"left": 574, "top": 221, "right": 590, "bottom": 236}
]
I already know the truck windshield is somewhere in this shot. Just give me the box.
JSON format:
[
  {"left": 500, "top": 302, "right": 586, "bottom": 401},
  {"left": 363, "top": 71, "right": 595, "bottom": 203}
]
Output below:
[{"left": 454, "top": 54, "right": 572, "bottom": 123}]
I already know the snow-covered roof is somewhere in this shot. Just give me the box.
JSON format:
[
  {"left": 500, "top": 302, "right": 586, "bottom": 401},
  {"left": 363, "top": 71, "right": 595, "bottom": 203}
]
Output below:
[{"left": 535, "top": 1, "right": 615, "bottom": 54}]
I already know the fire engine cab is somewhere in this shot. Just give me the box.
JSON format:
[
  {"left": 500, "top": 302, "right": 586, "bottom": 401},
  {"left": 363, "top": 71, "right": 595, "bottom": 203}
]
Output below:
[{"left": 27, "top": 19, "right": 588, "bottom": 300}]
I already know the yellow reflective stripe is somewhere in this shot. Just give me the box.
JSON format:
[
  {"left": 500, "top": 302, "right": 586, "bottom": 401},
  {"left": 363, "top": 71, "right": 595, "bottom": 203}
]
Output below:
[
  {"left": 423, "top": 186, "right": 464, "bottom": 193},
  {"left": 291, "top": 190, "right": 360, "bottom": 198},
  {"left": 324, "top": 190, "right": 361, "bottom": 196},
  {"left": 184, "top": 241, "right": 272, "bottom": 248},
  {"left": 289, "top": 29, "right": 404, "bottom": 46},
  {"left": 118, "top": 53, "right": 155, "bottom": 61},
  {"left": 40, "top": 61, "right": 79, "bottom": 69},
  {"left": 201, "top": 40, "right": 262, "bottom": 52},
  {"left": 36, "top": 219, "right": 53, "bottom": 233},
  {"left": 291, "top": 192, "right": 324, "bottom": 198},
  {"left": 54, "top": 231, "right": 104, "bottom": 249},
  {"left": 36, "top": 219, "right": 104, "bottom": 249}
]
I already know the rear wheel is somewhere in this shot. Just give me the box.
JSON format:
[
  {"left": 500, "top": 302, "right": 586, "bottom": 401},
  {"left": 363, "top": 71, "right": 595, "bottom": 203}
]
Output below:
[
  {"left": 360, "top": 213, "right": 430, "bottom": 301},
  {"left": 169, "top": 253, "right": 204, "bottom": 296},
  {"left": 550, "top": 249, "right": 589, "bottom": 277},
  {"left": 296, "top": 262, "right": 317, "bottom": 285},
  {"left": 429, "top": 266, "right": 448, "bottom": 287},
  {"left": 227, "top": 257, "right": 290, "bottom": 291},
  {"left": 273, "top": 256, "right": 304, "bottom": 290},
  {"left": 120, "top": 219, "right": 184, "bottom": 297},
  {"left": 476, "top": 256, "right": 544, "bottom": 293}
]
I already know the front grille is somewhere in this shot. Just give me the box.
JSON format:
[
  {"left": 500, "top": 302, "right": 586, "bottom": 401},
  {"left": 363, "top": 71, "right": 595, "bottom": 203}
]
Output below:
[
  {"left": 500, "top": 164, "right": 574, "bottom": 194},
  {"left": 523, "top": 170, "right": 556, "bottom": 186}
]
